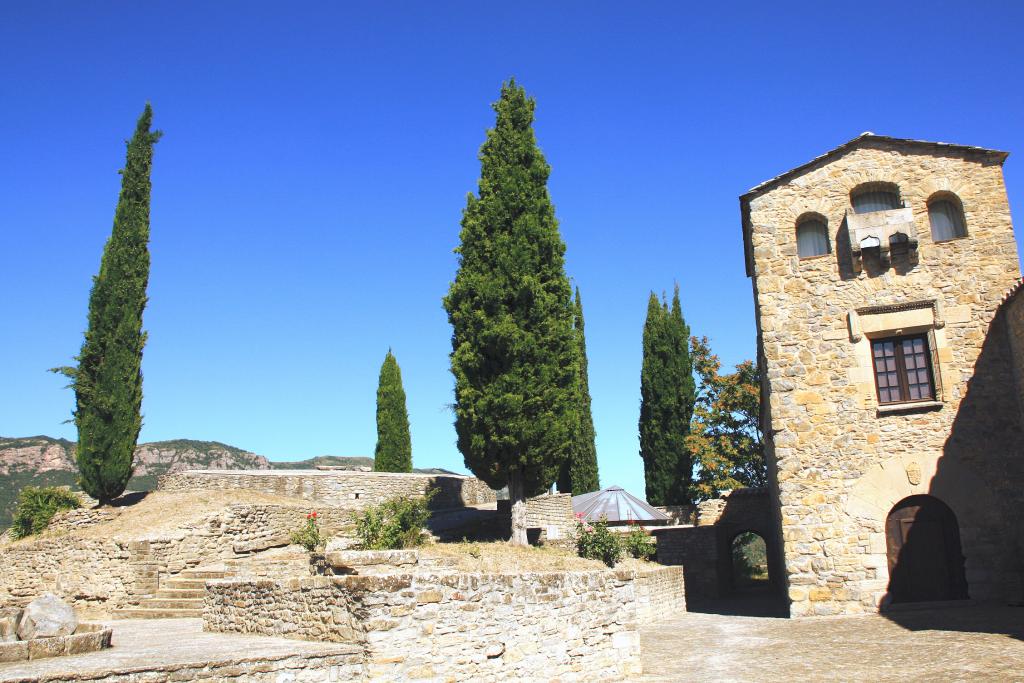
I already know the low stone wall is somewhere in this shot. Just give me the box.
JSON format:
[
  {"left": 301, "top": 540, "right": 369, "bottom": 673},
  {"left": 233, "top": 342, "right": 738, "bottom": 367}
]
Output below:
[
  {"left": 46, "top": 508, "right": 120, "bottom": 534},
  {"left": 652, "top": 526, "right": 720, "bottom": 599},
  {"left": 0, "top": 504, "right": 350, "bottom": 614},
  {"left": 204, "top": 565, "right": 684, "bottom": 681},
  {"left": 158, "top": 470, "right": 496, "bottom": 510},
  {"left": 0, "top": 623, "right": 111, "bottom": 663},
  {"left": 633, "top": 566, "right": 686, "bottom": 622},
  {"left": 498, "top": 493, "right": 576, "bottom": 543}
]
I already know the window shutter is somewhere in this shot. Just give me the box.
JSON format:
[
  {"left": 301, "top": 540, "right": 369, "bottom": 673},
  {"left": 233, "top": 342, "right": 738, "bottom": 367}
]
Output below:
[{"left": 928, "top": 329, "right": 944, "bottom": 401}]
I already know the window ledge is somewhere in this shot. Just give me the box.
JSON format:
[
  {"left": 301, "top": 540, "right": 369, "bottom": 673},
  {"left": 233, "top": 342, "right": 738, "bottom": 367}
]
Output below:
[{"left": 876, "top": 400, "right": 943, "bottom": 416}]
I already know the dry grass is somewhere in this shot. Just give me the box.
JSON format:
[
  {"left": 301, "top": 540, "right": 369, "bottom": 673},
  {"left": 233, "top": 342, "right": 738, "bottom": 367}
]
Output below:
[
  {"left": 46, "top": 490, "right": 308, "bottom": 541},
  {"left": 420, "top": 539, "right": 654, "bottom": 573}
]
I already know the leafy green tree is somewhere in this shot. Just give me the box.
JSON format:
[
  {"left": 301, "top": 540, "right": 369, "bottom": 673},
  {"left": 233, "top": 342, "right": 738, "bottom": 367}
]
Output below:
[
  {"left": 374, "top": 350, "right": 412, "bottom": 473},
  {"left": 443, "top": 79, "right": 577, "bottom": 545},
  {"left": 638, "top": 285, "right": 695, "bottom": 506},
  {"left": 54, "top": 105, "right": 160, "bottom": 505},
  {"left": 685, "top": 335, "right": 765, "bottom": 501},
  {"left": 558, "top": 287, "right": 600, "bottom": 494}
]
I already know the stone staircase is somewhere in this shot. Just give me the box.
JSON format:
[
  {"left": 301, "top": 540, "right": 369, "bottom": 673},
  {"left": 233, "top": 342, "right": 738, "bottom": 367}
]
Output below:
[{"left": 112, "top": 568, "right": 230, "bottom": 619}]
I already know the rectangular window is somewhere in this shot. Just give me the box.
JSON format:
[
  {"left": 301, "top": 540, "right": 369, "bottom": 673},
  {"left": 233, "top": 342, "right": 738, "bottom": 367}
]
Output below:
[{"left": 872, "top": 334, "right": 935, "bottom": 404}]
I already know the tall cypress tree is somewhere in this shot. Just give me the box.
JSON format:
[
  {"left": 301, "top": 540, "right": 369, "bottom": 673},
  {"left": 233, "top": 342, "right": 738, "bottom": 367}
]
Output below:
[
  {"left": 638, "top": 285, "right": 695, "bottom": 505},
  {"left": 374, "top": 350, "right": 412, "bottom": 473},
  {"left": 443, "top": 79, "right": 576, "bottom": 545},
  {"left": 55, "top": 105, "right": 160, "bottom": 505},
  {"left": 558, "top": 287, "right": 600, "bottom": 494}
]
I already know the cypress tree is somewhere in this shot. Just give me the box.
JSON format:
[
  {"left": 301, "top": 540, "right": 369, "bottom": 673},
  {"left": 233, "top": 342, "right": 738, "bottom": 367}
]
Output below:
[
  {"left": 54, "top": 105, "right": 160, "bottom": 505},
  {"left": 374, "top": 350, "right": 412, "bottom": 473},
  {"left": 443, "top": 79, "right": 576, "bottom": 545},
  {"left": 558, "top": 287, "right": 600, "bottom": 494},
  {"left": 638, "top": 285, "right": 695, "bottom": 505}
]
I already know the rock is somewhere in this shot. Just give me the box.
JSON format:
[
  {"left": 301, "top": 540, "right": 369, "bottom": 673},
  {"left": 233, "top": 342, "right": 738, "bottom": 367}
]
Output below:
[
  {"left": 17, "top": 594, "right": 77, "bottom": 640},
  {"left": 485, "top": 642, "right": 505, "bottom": 658},
  {"left": 0, "top": 608, "right": 22, "bottom": 642}
]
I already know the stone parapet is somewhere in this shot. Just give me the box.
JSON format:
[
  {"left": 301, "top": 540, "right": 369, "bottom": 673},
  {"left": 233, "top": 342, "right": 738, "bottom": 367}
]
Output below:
[
  {"left": 204, "top": 565, "right": 684, "bottom": 681},
  {"left": 158, "top": 470, "right": 496, "bottom": 510}
]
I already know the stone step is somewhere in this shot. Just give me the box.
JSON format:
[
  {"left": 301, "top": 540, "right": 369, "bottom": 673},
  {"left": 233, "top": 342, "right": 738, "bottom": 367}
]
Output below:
[
  {"left": 111, "top": 607, "right": 202, "bottom": 619},
  {"left": 177, "top": 570, "right": 230, "bottom": 579},
  {"left": 140, "top": 598, "right": 204, "bottom": 610},
  {"left": 163, "top": 578, "right": 210, "bottom": 590},
  {"left": 156, "top": 588, "right": 206, "bottom": 599}
]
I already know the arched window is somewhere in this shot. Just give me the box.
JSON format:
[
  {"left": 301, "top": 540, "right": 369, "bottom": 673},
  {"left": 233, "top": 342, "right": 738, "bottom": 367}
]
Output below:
[
  {"left": 796, "top": 217, "right": 829, "bottom": 258},
  {"left": 851, "top": 184, "right": 901, "bottom": 214},
  {"left": 928, "top": 195, "right": 967, "bottom": 241}
]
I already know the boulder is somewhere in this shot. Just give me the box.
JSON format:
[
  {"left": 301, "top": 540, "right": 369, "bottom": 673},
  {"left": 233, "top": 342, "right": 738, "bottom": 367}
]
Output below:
[
  {"left": 16, "top": 594, "right": 77, "bottom": 640},
  {"left": 0, "top": 608, "right": 21, "bottom": 642}
]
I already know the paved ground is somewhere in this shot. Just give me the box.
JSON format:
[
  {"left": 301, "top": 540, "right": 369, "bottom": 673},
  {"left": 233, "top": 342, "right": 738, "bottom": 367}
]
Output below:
[
  {"left": 0, "top": 619, "right": 361, "bottom": 682},
  {"left": 640, "top": 602, "right": 1024, "bottom": 682}
]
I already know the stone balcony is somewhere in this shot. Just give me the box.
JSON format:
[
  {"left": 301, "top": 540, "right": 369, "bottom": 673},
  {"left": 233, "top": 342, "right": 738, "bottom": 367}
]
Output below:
[{"left": 846, "top": 207, "right": 919, "bottom": 270}]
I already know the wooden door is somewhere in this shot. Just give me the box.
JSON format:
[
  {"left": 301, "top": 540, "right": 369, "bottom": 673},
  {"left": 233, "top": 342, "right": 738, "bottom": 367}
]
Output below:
[{"left": 885, "top": 495, "right": 968, "bottom": 603}]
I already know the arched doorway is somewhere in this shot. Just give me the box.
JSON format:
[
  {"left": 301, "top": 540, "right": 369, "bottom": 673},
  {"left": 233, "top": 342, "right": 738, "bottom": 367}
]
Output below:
[
  {"left": 886, "top": 495, "right": 968, "bottom": 603},
  {"left": 730, "top": 531, "right": 769, "bottom": 593}
]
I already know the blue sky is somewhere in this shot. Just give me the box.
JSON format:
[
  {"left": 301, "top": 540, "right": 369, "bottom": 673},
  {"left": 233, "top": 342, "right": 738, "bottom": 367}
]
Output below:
[{"left": 2, "top": 2, "right": 1022, "bottom": 497}]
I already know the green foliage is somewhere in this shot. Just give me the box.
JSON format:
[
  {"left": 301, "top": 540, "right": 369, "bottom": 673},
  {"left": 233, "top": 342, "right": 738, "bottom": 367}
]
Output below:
[
  {"left": 685, "top": 336, "right": 766, "bottom": 502},
  {"left": 622, "top": 523, "right": 656, "bottom": 560},
  {"left": 53, "top": 104, "right": 160, "bottom": 505},
  {"left": 10, "top": 486, "right": 81, "bottom": 539},
  {"left": 442, "top": 79, "right": 577, "bottom": 539},
  {"left": 558, "top": 288, "right": 600, "bottom": 494},
  {"left": 374, "top": 351, "right": 412, "bottom": 473},
  {"left": 573, "top": 515, "right": 622, "bottom": 567},
  {"left": 290, "top": 511, "right": 326, "bottom": 552},
  {"left": 639, "top": 285, "right": 696, "bottom": 506},
  {"left": 731, "top": 531, "right": 769, "bottom": 584},
  {"left": 354, "top": 489, "right": 436, "bottom": 550}
]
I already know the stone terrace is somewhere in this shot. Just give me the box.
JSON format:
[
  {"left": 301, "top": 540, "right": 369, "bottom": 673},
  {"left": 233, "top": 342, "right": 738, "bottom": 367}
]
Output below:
[{"left": 0, "top": 619, "right": 364, "bottom": 682}]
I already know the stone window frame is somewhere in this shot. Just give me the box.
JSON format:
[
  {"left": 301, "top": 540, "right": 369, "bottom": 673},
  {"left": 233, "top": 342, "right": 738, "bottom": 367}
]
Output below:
[
  {"left": 850, "top": 181, "right": 904, "bottom": 215},
  {"left": 795, "top": 212, "right": 831, "bottom": 260},
  {"left": 848, "top": 300, "right": 951, "bottom": 415},
  {"left": 926, "top": 191, "right": 969, "bottom": 243}
]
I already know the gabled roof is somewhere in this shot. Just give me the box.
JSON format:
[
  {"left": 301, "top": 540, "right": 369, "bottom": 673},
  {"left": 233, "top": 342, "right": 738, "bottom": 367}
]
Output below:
[
  {"left": 572, "top": 485, "right": 669, "bottom": 523},
  {"left": 741, "top": 132, "right": 1009, "bottom": 202},
  {"left": 739, "top": 133, "right": 1010, "bottom": 277}
]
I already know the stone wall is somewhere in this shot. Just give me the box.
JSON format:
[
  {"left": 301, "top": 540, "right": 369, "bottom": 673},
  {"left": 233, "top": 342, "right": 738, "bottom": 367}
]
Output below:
[
  {"left": 158, "top": 470, "right": 496, "bottom": 510},
  {"left": 0, "top": 504, "right": 350, "bottom": 614},
  {"left": 205, "top": 566, "right": 684, "bottom": 682},
  {"left": 498, "top": 493, "right": 575, "bottom": 543},
  {"left": 654, "top": 505, "right": 696, "bottom": 526},
  {"left": 1002, "top": 282, "right": 1024, "bottom": 424},
  {"left": 741, "top": 135, "right": 1024, "bottom": 615}
]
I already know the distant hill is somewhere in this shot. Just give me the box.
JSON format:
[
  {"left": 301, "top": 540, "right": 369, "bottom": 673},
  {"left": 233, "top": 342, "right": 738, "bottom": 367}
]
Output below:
[{"left": 0, "top": 436, "right": 459, "bottom": 529}]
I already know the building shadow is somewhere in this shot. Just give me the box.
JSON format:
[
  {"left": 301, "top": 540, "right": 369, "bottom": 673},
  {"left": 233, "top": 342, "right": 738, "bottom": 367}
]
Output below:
[{"left": 880, "top": 305, "right": 1024, "bottom": 640}]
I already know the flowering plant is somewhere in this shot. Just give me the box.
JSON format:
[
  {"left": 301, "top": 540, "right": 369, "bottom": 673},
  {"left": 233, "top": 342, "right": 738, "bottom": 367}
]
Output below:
[
  {"left": 291, "top": 510, "right": 326, "bottom": 552},
  {"left": 573, "top": 513, "right": 622, "bottom": 567},
  {"left": 622, "top": 520, "right": 655, "bottom": 560}
]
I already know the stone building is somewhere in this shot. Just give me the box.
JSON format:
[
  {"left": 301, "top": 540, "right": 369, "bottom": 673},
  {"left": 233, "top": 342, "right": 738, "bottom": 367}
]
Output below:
[{"left": 741, "top": 133, "right": 1024, "bottom": 616}]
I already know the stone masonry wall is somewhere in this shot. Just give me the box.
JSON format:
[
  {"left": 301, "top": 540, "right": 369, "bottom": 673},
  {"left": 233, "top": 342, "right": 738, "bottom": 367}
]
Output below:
[
  {"left": 158, "top": 470, "right": 496, "bottom": 510},
  {"left": 203, "top": 567, "right": 684, "bottom": 682},
  {"left": 1002, "top": 283, "right": 1024, "bottom": 424},
  {"left": 498, "top": 493, "right": 576, "bottom": 543},
  {"left": 0, "top": 504, "right": 349, "bottom": 614},
  {"left": 743, "top": 138, "right": 1024, "bottom": 615}
]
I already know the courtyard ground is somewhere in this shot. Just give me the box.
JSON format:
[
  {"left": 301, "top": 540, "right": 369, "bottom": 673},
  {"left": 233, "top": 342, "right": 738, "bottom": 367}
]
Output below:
[{"left": 640, "top": 602, "right": 1024, "bottom": 682}]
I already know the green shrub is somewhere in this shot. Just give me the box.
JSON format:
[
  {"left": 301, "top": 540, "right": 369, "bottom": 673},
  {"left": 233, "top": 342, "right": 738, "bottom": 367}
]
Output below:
[
  {"left": 574, "top": 514, "right": 622, "bottom": 567},
  {"left": 354, "top": 489, "right": 436, "bottom": 550},
  {"left": 11, "top": 486, "right": 81, "bottom": 539},
  {"left": 623, "top": 523, "right": 655, "bottom": 560},
  {"left": 290, "top": 511, "right": 326, "bottom": 552},
  {"left": 732, "top": 531, "right": 769, "bottom": 583}
]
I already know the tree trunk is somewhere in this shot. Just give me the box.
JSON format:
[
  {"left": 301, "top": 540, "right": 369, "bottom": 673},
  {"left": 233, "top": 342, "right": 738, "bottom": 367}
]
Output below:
[{"left": 508, "top": 470, "right": 529, "bottom": 546}]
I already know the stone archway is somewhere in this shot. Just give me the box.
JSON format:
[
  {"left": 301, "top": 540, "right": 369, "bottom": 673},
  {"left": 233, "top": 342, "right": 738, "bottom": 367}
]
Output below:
[
  {"left": 886, "top": 495, "right": 968, "bottom": 603},
  {"left": 729, "top": 530, "right": 770, "bottom": 594}
]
